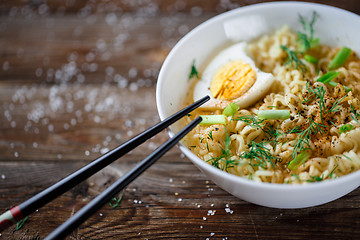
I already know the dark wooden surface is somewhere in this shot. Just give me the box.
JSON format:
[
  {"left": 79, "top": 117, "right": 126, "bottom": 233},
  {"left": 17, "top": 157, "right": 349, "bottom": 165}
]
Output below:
[{"left": 0, "top": 1, "right": 359, "bottom": 239}]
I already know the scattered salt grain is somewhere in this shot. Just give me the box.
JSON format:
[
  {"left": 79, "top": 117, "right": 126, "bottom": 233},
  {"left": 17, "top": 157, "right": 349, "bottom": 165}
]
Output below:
[
  {"left": 200, "top": 226, "right": 203, "bottom": 229},
  {"left": 14, "top": 152, "right": 19, "bottom": 157},
  {"left": 129, "top": 82, "right": 138, "bottom": 92},
  {"left": 207, "top": 210, "right": 216, "bottom": 216},
  {"left": 202, "top": 217, "right": 207, "bottom": 221},
  {"left": 169, "top": 178, "right": 173, "bottom": 182},
  {"left": 178, "top": 198, "right": 182, "bottom": 202},
  {"left": 1, "top": 174, "right": 6, "bottom": 180},
  {"left": 85, "top": 150, "right": 90, "bottom": 156},
  {"left": 100, "top": 148, "right": 109, "bottom": 154},
  {"left": 210, "top": 233, "right": 215, "bottom": 237},
  {"left": 99, "top": 213, "right": 103, "bottom": 217}
]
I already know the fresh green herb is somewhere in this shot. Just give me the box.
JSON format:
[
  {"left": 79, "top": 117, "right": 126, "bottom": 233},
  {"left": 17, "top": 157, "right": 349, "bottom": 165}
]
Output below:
[
  {"left": 304, "top": 54, "right": 318, "bottom": 64},
  {"left": 297, "top": 11, "right": 320, "bottom": 52},
  {"left": 339, "top": 124, "right": 354, "bottom": 134},
  {"left": 350, "top": 105, "right": 360, "bottom": 123},
  {"left": 306, "top": 175, "right": 324, "bottom": 182},
  {"left": 236, "top": 115, "right": 264, "bottom": 128},
  {"left": 343, "top": 154, "right": 353, "bottom": 162},
  {"left": 262, "top": 124, "right": 283, "bottom": 147},
  {"left": 207, "top": 131, "right": 237, "bottom": 172},
  {"left": 208, "top": 131, "right": 214, "bottom": 141},
  {"left": 200, "top": 137, "right": 204, "bottom": 143},
  {"left": 291, "top": 118, "right": 326, "bottom": 159},
  {"left": 200, "top": 115, "right": 227, "bottom": 125},
  {"left": 317, "top": 71, "right": 340, "bottom": 84},
  {"left": 258, "top": 110, "right": 290, "bottom": 120},
  {"left": 286, "top": 126, "right": 302, "bottom": 134},
  {"left": 281, "top": 45, "right": 307, "bottom": 73},
  {"left": 109, "top": 191, "right": 124, "bottom": 208},
  {"left": 303, "top": 82, "right": 326, "bottom": 122},
  {"left": 328, "top": 164, "right": 339, "bottom": 178},
  {"left": 240, "top": 141, "right": 278, "bottom": 169},
  {"left": 206, "top": 142, "right": 210, "bottom": 151},
  {"left": 328, "top": 47, "right": 352, "bottom": 70},
  {"left": 288, "top": 151, "right": 311, "bottom": 170},
  {"left": 223, "top": 102, "right": 240, "bottom": 116},
  {"left": 189, "top": 59, "right": 199, "bottom": 79},
  {"left": 328, "top": 94, "right": 347, "bottom": 114},
  {"left": 16, "top": 216, "right": 29, "bottom": 230}
]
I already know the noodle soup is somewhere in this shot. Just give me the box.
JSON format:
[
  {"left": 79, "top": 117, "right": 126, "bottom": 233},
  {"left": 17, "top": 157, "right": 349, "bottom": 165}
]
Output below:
[{"left": 182, "top": 22, "right": 360, "bottom": 184}]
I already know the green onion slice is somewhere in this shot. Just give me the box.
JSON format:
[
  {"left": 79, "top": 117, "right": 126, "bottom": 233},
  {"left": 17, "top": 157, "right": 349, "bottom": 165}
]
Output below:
[
  {"left": 304, "top": 54, "right": 318, "bottom": 64},
  {"left": 288, "top": 151, "right": 311, "bottom": 171},
  {"left": 200, "top": 115, "right": 227, "bottom": 125},
  {"left": 223, "top": 103, "right": 240, "bottom": 116},
  {"left": 317, "top": 71, "right": 340, "bottom": 84},
  {"left": 328, "top": 47, "right": 352, "bottom": 70},
  {"left": 327, "top": 81, "right": 352, "bottom": 92},
  {"left": 339, "top": 124, "right": 354, "bottom": 134},
  {"left": 257, "top": 110, "right": 290, "bottom": 120}
]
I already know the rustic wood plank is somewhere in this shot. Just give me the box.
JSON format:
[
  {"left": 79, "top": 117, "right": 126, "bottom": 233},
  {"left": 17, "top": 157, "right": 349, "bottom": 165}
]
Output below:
[
  {"left": 1, "top": 157, "right": 359, "bottom": 239},
  {"left": 0, "top": 0, "right": 359, "bottom": 239}
]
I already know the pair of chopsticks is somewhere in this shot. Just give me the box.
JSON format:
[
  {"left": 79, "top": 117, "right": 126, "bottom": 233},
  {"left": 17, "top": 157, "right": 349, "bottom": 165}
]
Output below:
[{"left": 0, "top": 95, "right": 209, "bottom": 239}]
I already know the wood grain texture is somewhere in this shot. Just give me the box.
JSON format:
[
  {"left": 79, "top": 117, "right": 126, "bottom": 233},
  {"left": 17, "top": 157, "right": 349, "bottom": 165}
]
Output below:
[{"left": 0, "top": 0, "right": 359, "bottom": 239}]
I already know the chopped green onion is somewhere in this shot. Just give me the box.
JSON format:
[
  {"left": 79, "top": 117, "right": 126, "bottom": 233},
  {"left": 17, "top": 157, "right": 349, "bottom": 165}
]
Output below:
[
  {"left": 304, "top": 54, "right": 318, "bottom": 64},
  {"left": 200, "top": 115, "right": 226, "bottom": 125},
  {"left": 317, "top": 71, "right": 340, "bottom": 84},
  {"left": 288, "top": 151, "right": 311, "bottom": 170},
  {"left": 327, "top": 81, "right": 352, "bottom": 92},
  {"left": 328, "top": 47, "right": 352, "bottom": 70},
  {"left": 339, "top": 124, "right": 354, "bottom": 134},
  {"left": 223, "top": 103, "right": 240, "bottom": 116},
  {"left": 257, "top": 110, "right": 290, "bottom": 120}
]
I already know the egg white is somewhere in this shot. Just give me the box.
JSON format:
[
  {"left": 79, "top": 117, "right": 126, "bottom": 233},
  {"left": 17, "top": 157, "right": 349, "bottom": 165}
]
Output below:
[{"left": 193, "top": 42, "right": 274, "bottom": 110}]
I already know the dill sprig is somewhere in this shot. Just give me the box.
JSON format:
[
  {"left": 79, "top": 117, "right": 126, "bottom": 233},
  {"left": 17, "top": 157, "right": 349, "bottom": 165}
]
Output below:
[
  {"left": 304, "top": 82, "right": 347, "bottom": 123},
  {"left": 207, "top": 131, "right": 238, "bottom": 172},
  {"left": 16, "top": 216, "right": 29, "bottom": 231},
  {"left": 291, "top": 118, "right": 326, "bottom": 159},
  {"left": 280, "top": 45, "right": 307, "bottom": 73},
  {"left": 262, "top": 124, "right": 283, "bottom": 147},
  {"left": 297, "top": 11, "right": 320, "bottom": 53},
  {"left": 109, "top": 191, "right": 124, "bottom": 208},
  {"left": 240, "top": 141, "right": 279, "bottom": 169},
  {"left": 188, "top": 59, "right": 199, "bottom": 80},
  {"left": 236, "top": 115, "right": 264, "bottom": 128},
  {"left": 350, "top": 105, "right": 360, "bottom": 123}
]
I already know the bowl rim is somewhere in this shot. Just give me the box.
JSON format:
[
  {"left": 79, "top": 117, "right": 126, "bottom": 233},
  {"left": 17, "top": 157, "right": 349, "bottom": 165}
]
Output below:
[{"left": 156, "top": 1, "right": 360, "bottom": 192}]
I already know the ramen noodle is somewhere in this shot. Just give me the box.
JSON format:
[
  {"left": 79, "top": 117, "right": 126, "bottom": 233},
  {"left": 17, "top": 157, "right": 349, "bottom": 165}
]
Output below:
[{"left": 182, "top": 25, "right": 360, "bottom": 184}]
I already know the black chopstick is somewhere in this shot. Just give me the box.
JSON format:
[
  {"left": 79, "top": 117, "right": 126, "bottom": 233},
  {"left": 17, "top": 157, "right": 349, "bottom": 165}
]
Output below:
[
  {"left": 0, "top": 95, "right": 209, "bottom": 232},
  {"left": 44, "top": 116, "right": 202, "bottom": 240}
]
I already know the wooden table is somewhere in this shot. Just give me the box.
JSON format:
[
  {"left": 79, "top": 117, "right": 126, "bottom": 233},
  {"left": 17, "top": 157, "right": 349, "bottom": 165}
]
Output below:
[{"left": 0, "top": 1, "right": 359, "bottom": 239}]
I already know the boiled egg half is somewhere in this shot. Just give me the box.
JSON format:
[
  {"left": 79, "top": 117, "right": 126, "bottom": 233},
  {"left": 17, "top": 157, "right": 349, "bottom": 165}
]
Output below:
[{"left": 193, "top": 42, "right": 274, "bottom": 110}]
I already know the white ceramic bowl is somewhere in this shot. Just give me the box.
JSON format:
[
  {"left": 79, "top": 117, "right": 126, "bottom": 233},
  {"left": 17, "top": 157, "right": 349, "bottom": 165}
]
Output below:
[{"left": 156, "top": 1, "right": 360, "bottom": 208}]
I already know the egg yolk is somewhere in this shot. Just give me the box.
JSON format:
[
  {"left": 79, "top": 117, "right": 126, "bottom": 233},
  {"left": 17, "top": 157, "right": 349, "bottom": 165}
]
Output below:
[{"left": 210, "top": 60, "right": 257, "bottom": 100}]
